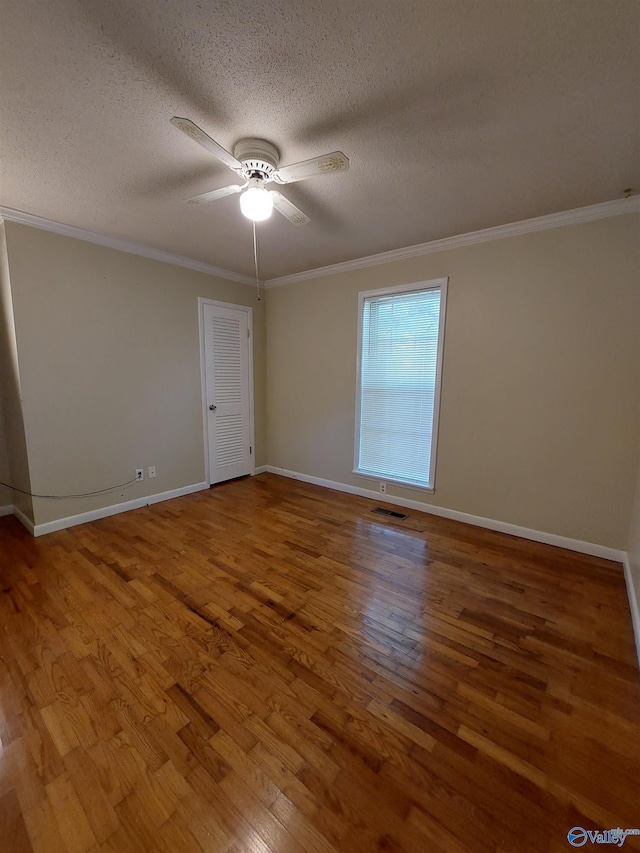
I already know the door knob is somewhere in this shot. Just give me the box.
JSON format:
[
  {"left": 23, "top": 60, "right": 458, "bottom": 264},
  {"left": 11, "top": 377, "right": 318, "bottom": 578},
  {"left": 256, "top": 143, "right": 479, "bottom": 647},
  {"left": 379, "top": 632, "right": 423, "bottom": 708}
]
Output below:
[{"left": 209, "top": 404, "right": 217, "bottom": 411}]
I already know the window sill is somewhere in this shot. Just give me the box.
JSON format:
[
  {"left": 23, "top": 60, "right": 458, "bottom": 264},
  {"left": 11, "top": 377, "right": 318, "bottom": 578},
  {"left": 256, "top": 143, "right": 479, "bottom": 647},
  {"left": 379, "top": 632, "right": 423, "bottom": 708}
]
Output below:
[{"left": 352, "top": 470, "right": 435, "bottom": 495}]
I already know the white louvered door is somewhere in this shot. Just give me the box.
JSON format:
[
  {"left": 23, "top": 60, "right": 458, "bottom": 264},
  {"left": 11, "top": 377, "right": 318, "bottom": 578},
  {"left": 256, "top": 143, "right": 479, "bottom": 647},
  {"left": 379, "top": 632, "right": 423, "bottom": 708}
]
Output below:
[{"left": 203, "top": 303, "right": 252, "bottom": 484}]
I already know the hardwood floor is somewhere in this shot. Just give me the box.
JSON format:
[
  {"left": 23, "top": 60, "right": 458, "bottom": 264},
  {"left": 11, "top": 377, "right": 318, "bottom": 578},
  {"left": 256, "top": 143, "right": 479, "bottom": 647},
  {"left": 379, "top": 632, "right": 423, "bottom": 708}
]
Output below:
[{"left": 0, "top": 472, "right": 638, "bottom": 852}]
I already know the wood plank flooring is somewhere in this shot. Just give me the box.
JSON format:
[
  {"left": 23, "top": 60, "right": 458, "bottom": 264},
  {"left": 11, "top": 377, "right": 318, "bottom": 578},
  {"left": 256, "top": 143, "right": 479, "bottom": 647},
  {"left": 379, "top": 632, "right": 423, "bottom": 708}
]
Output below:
[{"left": 0, "top": 472, "right": 638, "bottom": 852}]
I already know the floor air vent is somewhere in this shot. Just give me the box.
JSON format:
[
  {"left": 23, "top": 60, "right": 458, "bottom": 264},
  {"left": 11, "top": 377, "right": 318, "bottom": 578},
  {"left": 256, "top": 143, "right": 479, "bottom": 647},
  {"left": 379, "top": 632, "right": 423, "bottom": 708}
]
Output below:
[{"left": 372, "top": 507, "right": 408, "bottom": 520}]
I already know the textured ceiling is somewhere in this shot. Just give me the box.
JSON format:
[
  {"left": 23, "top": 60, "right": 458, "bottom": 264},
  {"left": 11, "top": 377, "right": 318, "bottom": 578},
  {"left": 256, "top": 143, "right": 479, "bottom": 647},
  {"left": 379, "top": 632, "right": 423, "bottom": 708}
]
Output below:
[{"left": 1, "top": 0, "right": 638, "bottom": 280}]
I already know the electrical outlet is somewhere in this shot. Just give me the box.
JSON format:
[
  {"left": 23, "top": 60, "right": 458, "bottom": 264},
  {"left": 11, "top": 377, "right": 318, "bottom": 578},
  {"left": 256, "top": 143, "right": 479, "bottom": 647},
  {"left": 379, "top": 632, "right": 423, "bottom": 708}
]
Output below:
[
  {"left": 135, "top": 469, "right": 144, "bottom": 481},
  {"left": 148, "top": 466, "right": 156, "bottom": 479},
  {"left": 379, "top": 482, "right": 386, "bottom": 494}
]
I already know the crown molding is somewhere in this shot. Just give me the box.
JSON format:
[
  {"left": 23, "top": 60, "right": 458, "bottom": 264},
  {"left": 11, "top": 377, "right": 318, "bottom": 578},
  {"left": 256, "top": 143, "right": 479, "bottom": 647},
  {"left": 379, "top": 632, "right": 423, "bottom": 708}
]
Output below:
[
  {"left": 0, "top": 205, "right": 254, "bottom": 286},
  {"left": 2, "top": 196, "right": 637, "bottom": 291},
  {"left": 265, "top": 196, "right": 640, "bottom": 289}
]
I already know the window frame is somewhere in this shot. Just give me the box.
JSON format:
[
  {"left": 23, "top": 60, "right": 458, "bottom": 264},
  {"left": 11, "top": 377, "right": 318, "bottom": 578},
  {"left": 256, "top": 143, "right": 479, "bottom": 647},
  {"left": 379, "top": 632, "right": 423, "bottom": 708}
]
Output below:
[{"left": 353, "top": 277, "right": 448, "bottom": 493}]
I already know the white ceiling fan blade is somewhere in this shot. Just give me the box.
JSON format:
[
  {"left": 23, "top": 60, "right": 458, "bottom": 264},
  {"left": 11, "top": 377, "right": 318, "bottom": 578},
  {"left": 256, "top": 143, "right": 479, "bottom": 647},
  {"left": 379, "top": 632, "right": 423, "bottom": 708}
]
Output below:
[
  {"left": 170, "top": 117, "right": 244, "bottom": 173},
  {"left": 273, "top": 151, "right": 349, "bottom": 184},
  {"left": 270, "top": 191, "right": 310, "bottom": 226},
  {"left": 186, "top": 183, "right": 246, "bottom": 205}
]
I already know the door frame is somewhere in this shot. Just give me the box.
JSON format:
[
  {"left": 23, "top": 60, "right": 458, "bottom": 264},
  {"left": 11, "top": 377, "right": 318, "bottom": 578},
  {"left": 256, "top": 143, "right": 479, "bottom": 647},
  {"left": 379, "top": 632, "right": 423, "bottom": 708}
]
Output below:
[{"left": 198, "top": 297, "right": 255, "bottom": 485}]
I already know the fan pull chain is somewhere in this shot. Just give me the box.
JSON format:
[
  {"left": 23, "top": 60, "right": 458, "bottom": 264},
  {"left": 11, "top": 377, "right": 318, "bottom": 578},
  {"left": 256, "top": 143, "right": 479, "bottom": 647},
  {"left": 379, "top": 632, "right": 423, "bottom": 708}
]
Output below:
[{"left": 252, "top": 220, "right": 262, "bottom": 301}]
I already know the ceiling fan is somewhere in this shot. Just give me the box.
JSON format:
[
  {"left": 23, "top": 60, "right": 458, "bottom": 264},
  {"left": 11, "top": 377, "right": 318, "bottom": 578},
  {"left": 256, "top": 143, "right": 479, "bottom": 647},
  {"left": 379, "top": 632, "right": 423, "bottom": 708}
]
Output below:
[{"left": 170, "top": 117, "right": 349, "bottom": 225}]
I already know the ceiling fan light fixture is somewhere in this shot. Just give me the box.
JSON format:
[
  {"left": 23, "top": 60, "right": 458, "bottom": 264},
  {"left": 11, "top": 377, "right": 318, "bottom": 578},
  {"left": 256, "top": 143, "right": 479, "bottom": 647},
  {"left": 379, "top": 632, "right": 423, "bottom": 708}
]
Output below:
[
  {"left": 240, "top": 179, "right": 273, "bottom": 222},
  {"left": 172, "top": 119, "right": 348, "bottom": 225}
]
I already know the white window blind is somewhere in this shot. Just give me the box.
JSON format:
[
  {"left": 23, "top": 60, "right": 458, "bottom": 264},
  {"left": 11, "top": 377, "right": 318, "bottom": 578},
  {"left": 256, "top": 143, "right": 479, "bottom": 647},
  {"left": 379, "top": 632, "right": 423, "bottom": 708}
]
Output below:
[{"left": 355, "top": 280, "right": 446, "bottom": 490}]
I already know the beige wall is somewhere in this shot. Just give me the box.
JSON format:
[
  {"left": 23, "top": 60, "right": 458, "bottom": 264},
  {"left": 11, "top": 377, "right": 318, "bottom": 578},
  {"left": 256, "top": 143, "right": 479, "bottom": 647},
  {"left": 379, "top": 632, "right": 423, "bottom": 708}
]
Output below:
[
  {"left": 627, "top": 456, "right": 640, "bottom": 657},
  {"left": 3, "top": 213, "right": 638, "bottom": 546},
  {"left": 0, "top": 222, "right": 33, "bottom": 518},
  {"left": 4, "top": 222, "right": 265, "bottom": 526},
  {"left": 266, "top": 214, "right": 640, "bottom": 550},
  {"left": 0, "top": 381, "right": 12, "bottom": 507}
]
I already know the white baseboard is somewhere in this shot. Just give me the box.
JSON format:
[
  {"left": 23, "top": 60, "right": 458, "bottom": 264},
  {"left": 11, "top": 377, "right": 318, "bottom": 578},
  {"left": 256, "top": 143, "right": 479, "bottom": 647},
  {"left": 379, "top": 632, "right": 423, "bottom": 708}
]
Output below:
[
  {"left": 13, "top": 505, "right": 35, "bottom": 535},
  {"left": 622, "top": 554, "right": 640, "bottom": 668},
  {"left": 31, "top": 481, "right": 208, "bottom": 537},
  {"left": 0, "top": 504, "right": 13, "bottom": 518},
  {"left": 253, "top": 465, "right": 269, "bottom": 475},
  {"left": 262, "top": 466, "right": 625, "bottom": 563}
]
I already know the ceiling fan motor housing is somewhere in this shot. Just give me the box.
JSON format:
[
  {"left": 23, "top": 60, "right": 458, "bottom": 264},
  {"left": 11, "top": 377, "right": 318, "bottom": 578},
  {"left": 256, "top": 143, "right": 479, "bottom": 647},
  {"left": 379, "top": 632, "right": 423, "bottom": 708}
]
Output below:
[{"left": 234, "top": 138, "right": 280, "bottom": 180}]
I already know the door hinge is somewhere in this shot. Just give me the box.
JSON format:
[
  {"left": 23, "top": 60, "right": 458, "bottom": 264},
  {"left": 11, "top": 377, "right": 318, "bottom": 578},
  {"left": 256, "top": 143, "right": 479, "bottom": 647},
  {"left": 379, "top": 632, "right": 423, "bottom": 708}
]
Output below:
[
  {"left": 250, "top": 446, "right": 253, "bottom": 454},
  {"left": 247, "top": 328, "right": 250, "bottom": 338}
]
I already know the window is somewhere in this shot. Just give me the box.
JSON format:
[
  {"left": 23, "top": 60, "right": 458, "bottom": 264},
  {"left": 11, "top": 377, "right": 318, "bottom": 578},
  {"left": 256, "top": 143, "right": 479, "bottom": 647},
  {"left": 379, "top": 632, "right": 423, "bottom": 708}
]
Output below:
[{"left": 354, "top": 278, "right": 447, "bottom": 491}]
